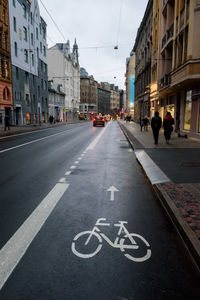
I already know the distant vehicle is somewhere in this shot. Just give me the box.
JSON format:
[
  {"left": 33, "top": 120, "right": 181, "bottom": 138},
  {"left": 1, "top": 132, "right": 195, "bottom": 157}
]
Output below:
[{"left": 93, "top": 115, "right": 105, "bottom": 127}]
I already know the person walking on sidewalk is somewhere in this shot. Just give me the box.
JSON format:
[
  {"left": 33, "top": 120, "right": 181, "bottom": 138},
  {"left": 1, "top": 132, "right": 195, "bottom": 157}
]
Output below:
[
  {"left": 163, "top": 112, "right": 174, "bottom": 144},
  {"left": 4, "top": 114, "right": 10, "bottom": 131},
  {"left": 143, "top": 116, "right": 149, "bottom": 131},
  {"left": 151, "top": 111, "right": 162, "bottom": 144},
  {"left": 139, "top": 116, "right": 144, "bottom": 131}
]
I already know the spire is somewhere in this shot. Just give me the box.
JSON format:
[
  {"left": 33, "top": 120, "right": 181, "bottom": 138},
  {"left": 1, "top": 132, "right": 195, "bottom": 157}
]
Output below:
[{"left": 73, "top": 38, "right": 79, "bottom": 66}]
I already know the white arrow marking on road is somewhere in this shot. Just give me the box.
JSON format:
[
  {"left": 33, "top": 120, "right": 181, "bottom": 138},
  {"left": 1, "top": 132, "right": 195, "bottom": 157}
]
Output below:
[{"left": 107, "top": 186, "right": 119, "bottom": 201}]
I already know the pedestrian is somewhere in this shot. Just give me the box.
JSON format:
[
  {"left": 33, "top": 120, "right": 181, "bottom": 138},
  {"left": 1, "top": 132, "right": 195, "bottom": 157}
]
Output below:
[
  {"left": 163, "top": 112, "right": 174, "bottom": 144},
  {"left": 143, "top": 116, "right": 149, "bottom": 131},
  {"left": 4, "top": 114, "right": 10, "bottom": 131},
  {"left": 139, "top": 116, "right": 144, "bottom": 131},
  {"left": 151, "top": 111, "right": 162, "bottom": 144},
  {"left": 49, "top": 115, "right": 53, "bottom": 125}
]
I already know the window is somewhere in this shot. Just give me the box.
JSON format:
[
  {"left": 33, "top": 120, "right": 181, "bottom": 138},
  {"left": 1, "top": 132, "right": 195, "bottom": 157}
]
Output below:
[
  {"left": 32, "top": 74, "right": 35, "bottom": 85},
  {"left": 24, "top": 49, "right": 28, "bottom": 63},
  {"left": 16, "top": 67, "right": 19, "bottom": 79},
  {"left": 3, "top": 88, "right": 9, "bottom": 100},
  {"left": 43, "top": 46, "right": 46, "bottom": 57},
  {"left": 184, "top": 90, "right": 192, "bottom": 130},
  {"left": 37, "top": 47, "right": 39, "bottom": 58},
  {"left": 25, "top": 94, "right": 29, "bottom": 106},
  {"left": 22, "top": 4, "right": 26, "bottom": 19},
  {"left": 5, "top": 61, "right": 9, "bottom": 78},
  {"left": 13, "top": 0, "right": 16, "bottom": 7},
  {"left": 31, "top": 33, "right": 33, "bottom": 45},
  {"left": 41, "top": 78, "right": 43, "bottom": 89},
  {"left": 3, "top": 9, "right": 6, "bottom": 23},
  {"left": 0, "top": 30, "right": 2, "bottom": 48},
  {"left": 40, "top": 42, "right": 42, "bottom": 53},
  {"left": 39, "top": 23, "right": 42, "bottom": 34},
  {"left": 23, "top": 26, "right": 27, "bottom": 41},
  {"left": 4, "top": 34, "right": 8, "bottom": 50},
  {"left": 13, "top": 17, "right": 16, "bottom": 32},
  {"left": 31, "top": 12, "right": 33, "bottom": 24},
  {"left": 1, "top": 59, "right": 5, "bottom": 78},
  {"left": 32, "top": 54, "right": 34, "bottom": 66},
  {"left": 36, "top": 27, "right": 38, "bottom": 40},
  {"left": 25, "top": 72, "right": 29, "bottom": 84},
  {"left": 44, "top": 64, "right": 47, "bottom": 74},
  {"left": 44, "top": 81, "right": 47, "bottom": 90},
  {"left": 14, "top": 42, "right": 17, "bottom": 56},
  {"left": 42, "top": 27, "right": 46, "bottom": 39}
]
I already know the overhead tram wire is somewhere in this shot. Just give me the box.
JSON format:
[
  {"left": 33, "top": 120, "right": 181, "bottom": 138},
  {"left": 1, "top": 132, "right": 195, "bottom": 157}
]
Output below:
[{"left": 115, "top": 0, "right": 124, "bottom": 49}]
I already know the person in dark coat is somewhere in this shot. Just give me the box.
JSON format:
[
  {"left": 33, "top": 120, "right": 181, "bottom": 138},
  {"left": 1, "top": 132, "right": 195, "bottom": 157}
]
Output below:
[
  {"left": 139, "top": 116, "right": 144, "bottom": 131},
  {"left": 4, "top": 115, "right": 10, "bottom": 131},
  {"left": 143, "top": 116, "right": 149, "bottom": 131},
  {"left": 151, "top": 111, "right": 162, "bottom": 144},
  {"left": 163, "top": 112, "right": 174, "bottom": 144}
]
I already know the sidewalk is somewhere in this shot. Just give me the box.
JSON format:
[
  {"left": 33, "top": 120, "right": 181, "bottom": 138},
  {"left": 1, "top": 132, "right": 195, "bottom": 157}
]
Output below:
[
  {"left": 0, "top": 120, "right": 87, "bottom": 138},
  {"left": 119, "top": 120, "right": 200, "bottom": 269}
]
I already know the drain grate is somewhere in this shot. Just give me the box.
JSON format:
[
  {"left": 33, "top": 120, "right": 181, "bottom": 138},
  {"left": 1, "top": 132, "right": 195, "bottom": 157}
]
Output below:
[{"left": 180, "top": 162, "right": 200, "bottom": 167}]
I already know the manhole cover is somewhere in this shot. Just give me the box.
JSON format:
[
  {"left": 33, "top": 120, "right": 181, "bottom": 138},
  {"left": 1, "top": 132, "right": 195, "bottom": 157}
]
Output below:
[{"left": 180, "top": 162, "right": 200, "bottom": 167}]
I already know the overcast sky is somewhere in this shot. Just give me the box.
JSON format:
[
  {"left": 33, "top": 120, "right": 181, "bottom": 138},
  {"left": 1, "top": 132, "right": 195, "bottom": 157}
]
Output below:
[{"left": 39, "top": 0, "right": 148, "bottom": 90}]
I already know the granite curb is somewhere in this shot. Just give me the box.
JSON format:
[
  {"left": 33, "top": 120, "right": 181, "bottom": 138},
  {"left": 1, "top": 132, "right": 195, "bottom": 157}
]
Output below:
[{"left": 119, "top": 121, "right": 200, "bottom": 270}]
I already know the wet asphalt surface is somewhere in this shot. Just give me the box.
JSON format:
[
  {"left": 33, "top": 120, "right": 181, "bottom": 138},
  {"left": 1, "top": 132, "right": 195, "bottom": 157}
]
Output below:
[{"left": 0, "top": 121, "right": 200, "bottom": 300}]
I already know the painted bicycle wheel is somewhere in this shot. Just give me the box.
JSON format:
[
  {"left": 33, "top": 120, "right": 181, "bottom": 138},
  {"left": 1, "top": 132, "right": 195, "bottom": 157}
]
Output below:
[{"left": 72, "top": 231, "right": 102, "bottom": 259}]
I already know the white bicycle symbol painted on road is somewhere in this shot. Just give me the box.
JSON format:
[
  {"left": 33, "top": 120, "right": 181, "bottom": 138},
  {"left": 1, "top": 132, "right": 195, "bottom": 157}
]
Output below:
[{"left": 72, "top": 218, "right": 151, "bottom": 262}]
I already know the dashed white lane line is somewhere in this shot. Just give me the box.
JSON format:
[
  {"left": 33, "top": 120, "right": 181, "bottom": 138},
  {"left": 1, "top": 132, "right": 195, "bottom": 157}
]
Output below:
[
  {"left": 78, "top": 158, "right": 82, "bottom": 160},
  {"left": 70, "top": 166, "right": 76, "bottom": 169},
  {"left": 74, "top": 161, "right": 79, "bottom": 164},
  {"left": 65, "top": 171, "right": 71, "bottom": 176},
  {"left": 0, "top": 182, "right": 69, "bottom": 290},
  {"left": 81, "top": 154, "right": 85, "bottom": 157},
  {"left": 59, "top": 178, "right": 68, "bottom": 183}
]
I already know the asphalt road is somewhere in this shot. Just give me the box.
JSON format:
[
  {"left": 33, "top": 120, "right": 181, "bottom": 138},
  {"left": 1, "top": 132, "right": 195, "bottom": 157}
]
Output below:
[{"left": 0, "top": 121, "right": 199, "bottom": 300}]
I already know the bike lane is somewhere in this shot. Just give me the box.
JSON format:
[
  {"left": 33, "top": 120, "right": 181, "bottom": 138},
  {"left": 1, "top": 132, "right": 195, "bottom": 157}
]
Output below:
[{"left": 0, "top": 122, "right": 200, "bottom": 300}]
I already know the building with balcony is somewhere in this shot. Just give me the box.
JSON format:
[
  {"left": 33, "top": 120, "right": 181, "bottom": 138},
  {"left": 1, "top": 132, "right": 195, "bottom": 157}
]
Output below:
[
  {"left": 0, "top": 0, "right": 13, "bottom": 126},
  {"left": 80, "top": 67, "right": 98, "bottom": 119},
  {"left": 133, "top": 0, "right": 153, "bottom": 121},
  {"left": 9, "top": 0, "right": 48, "bottom": 125},
  {"left": 151, "top": 0, "right": 200, "bottom": 139}
]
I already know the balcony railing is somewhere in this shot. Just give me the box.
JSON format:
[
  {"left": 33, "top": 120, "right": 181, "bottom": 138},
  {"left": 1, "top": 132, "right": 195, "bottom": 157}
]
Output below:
[{"left": 159, "top": 73, "right": 171, "bottom": 89}]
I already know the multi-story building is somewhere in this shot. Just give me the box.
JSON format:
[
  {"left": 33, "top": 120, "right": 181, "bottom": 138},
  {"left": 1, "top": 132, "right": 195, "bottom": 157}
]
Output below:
[
  {"left": 0, "top": 0, "right": 13, "bottom": 126},
  {"left": 133, "top": 0, "right": 153, "bottom": 121},
  {"left": 80, "top": 67, "right": 98, "bottom": 119},
  {"left": 48, "top": 81, "right": 65, "bottom": 122},
  {"left": 125, "top": 52, "right": 135, "bottom": 118},
  {"left": 98, "top": 82, "right": 111, "bottom": 115},
  {"left": 110, "top": 84, "right": 120, "bottom": 115},
  {"left": 151, "top": 0, "right": 200, "bottom": 139},
  {"left": 9, "top": 0, "right": 48, "bottom": 125},
  {"left": 47, "top": 40, "right": 80, "bottom": 121}
]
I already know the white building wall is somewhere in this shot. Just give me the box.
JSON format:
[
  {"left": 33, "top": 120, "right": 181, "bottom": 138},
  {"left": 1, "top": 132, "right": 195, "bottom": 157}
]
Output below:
[{"left": 9, "top": 0, "right": 47, "bottom": 73}]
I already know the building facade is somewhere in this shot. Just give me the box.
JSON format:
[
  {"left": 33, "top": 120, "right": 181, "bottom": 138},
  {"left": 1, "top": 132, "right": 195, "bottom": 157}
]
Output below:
[
  {"left": 9, "top": 0, "right": 48, "bottom": 125},
  {"left": 98, "top": 82, "right": 111, "bottom": 115},
  {"left": 125, "top": 52, "right": 135, "bottom": 118},
  {"left": 0, "top": 0, "right": 13, "bottom": 126},
  {"left": 150, "top": 0, "right": 200, "bottom": 139},
  {"left": 133, "top": 0, "right": 153, "bottom": 121},
  {"left": 110, "top": 84, "right": 120, "bottom": 115},
  {"left": 80, "top": 67, "right": 98, "bottom": 119},
  {"left": 48, "top": 82, "right": 65, "bottom": 122},
  {"left": 47, "top": 40, "right": 80, "bottom": 122}
]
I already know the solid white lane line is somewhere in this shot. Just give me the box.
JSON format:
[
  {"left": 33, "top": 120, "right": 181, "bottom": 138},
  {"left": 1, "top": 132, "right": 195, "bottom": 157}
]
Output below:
[
  {"left": 0, "top": 183, "right": 69, "bottom": 290},
  {"left": 65, "top": 171, "right": 71, "bottom": 176},
  {"left": 74, "top": 161, "right": 79, "bottom": 164},
  {"left": 0, "top": 130, "right": 72, "bottom": 154},
  {"left": 135, "top": 150, "right": 170, "bottom": 184},
  {"left": 70, "top": 166, "right": 76, "bottom": 169},
  {"left": 86, "top": 121, "right": 111, "bottom": 151},
  {"left": 0, "top": 127, "right": 53, "bottom": 140}
]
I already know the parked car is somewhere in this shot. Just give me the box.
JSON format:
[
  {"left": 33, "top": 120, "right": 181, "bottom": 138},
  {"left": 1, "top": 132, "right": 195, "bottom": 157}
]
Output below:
[{"left": 93, "top": 115, "right": 105, "bottom": 127}]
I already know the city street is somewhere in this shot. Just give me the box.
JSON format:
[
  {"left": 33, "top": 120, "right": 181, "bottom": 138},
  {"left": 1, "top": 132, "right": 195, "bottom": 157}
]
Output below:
[{"left": 0, "top": 121, "right": 200, "bottom": 300}]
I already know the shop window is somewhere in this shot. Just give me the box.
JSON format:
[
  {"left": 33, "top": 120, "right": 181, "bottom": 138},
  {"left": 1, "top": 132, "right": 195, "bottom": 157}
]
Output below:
[{"left": 184, "top": 90, "right": 192, "bottom": 130}]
